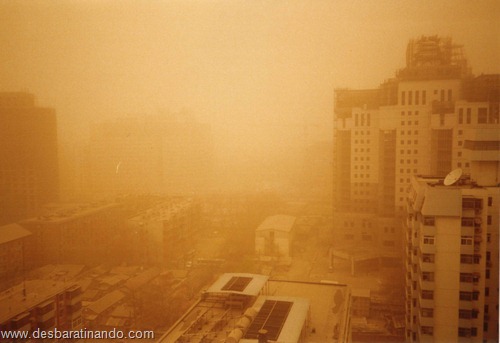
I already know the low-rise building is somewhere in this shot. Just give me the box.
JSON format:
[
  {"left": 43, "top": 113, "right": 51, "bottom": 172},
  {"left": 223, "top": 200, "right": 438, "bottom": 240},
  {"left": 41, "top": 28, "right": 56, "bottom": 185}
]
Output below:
[
  {"left": 157, "top": 273, "right": 352, "bottom": 343},
  {"left": 255, "top": 215, "right": 296, "bottom": 262}
]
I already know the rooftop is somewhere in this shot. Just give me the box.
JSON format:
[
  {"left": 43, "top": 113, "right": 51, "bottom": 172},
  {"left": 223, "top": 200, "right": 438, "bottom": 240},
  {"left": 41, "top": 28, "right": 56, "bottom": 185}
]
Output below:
[
  {"left": 20, "top": 202, "right": 118, "bottom": 224},
  {"left": 206, "top": 273, "right": 269, "bottom": 297},
  {"left": 129, "top": 199, "right": 194, "bottom": 223},
  {"left": 157, "top": 276, "right": 351, "bottom": 343}
]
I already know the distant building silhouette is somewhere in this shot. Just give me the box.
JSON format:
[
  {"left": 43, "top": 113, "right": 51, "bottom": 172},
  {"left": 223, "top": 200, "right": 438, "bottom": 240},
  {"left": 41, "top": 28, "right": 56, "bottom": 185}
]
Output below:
[
  {"left": 0, "top": 92, "right": 59, "bottom": 225},
  {"left": 86, "top": 114, "right": 213, "bottom": 199}
]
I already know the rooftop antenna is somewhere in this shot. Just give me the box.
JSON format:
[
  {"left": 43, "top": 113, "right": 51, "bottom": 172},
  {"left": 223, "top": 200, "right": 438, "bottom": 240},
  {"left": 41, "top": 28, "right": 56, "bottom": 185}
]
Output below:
[{"left": 443, "top": 168, "right": 463, "bottom": 186}]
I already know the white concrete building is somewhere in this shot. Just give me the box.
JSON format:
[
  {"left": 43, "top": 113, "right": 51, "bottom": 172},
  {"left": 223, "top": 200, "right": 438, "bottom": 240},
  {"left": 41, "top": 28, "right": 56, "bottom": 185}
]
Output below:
[
  {"left": 404, "top": 130, "right": 499, "bottom": 342},
  {"left": 255, "top": 215, "right": 296, "bottom": 261}
]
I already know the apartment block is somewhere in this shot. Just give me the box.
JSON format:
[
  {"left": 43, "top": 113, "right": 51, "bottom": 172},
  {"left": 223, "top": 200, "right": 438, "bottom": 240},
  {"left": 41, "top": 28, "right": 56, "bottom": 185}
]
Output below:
[
  {"left": 19, "top": 202, "right": 124, "bottom": 269},
  {"left": 404, "top": 132, "right": 499, "bottom": 342},
  {"left": 127, "top": 198, "right": 201, "bottom": 266}
]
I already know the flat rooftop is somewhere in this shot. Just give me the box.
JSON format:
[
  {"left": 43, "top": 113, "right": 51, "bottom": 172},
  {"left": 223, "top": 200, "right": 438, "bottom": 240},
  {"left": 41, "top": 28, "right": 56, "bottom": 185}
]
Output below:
[
  {"left": 157, "top": 276, "right": 350, "bottom": 343},
  {"left": 20, "top": 202, "right": 118, "bottom": 224}
]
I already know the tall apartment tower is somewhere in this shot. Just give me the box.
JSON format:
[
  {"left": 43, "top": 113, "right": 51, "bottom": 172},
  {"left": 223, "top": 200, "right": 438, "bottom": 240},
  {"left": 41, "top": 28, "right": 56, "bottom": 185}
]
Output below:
[
  {"left": 0, "top": 93, "right": 59, "bottom": 225},
  {"left": 404, "top": 129, "right": 499, "bottom": 342},
  {"left": 332, "top": 36, "right": 499, "bottom": 261}
]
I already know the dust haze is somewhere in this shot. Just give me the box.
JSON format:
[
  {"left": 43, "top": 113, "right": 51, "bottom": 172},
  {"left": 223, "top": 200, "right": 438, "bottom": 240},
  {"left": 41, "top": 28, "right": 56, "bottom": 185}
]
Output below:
[{"left": 0, "top": 1, "right": 499, "bottom": 342}]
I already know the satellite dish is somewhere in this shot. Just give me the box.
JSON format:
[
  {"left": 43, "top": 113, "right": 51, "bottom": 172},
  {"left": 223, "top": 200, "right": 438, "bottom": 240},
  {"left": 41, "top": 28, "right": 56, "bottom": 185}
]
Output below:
[{"left": 444, "top": 168, "right": 463, "bottom": 186}]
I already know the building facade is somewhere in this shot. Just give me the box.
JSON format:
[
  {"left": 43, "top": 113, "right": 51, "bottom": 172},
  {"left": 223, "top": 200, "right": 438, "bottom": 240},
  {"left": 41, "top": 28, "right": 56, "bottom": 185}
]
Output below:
[
  {"left": 0, "top": 92, "right": 59, "bottom": 225},
  {"left": 332, "top": 36, "right": 499, "bottom": 259}
]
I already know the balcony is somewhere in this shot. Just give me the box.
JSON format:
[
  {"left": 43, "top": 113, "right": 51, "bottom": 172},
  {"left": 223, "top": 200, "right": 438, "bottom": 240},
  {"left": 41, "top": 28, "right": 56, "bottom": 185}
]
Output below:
[
  {"left": 418, "top": 294, "right": 434, "bottom": 309},
  {"left": 418, "top": 314, "right": 434, "bottom": 327},
  {"left": 421, "top": 225, "right": 436, "bottom": 236},
  {"left": 460, "top": 244, "right": 474, "bottom": 254}
]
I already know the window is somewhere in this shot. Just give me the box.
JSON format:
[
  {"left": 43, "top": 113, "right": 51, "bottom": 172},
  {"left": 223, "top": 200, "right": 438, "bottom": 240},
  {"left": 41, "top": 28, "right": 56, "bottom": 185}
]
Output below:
[
  {"left": 461, "top": 236, "right": 473, "bottom": 245},
  {"left": 422, "top": 90, "right": 426, "bottom": 104},
  {"left": 409, "top": 91, "right": 413, "bottom": 105},
  {"left": 460, "top": 254, "right": 473, "bottom": 264},
  {"left": 421, "top": 326, "right": 433, "bottom": 336},
  {"left": 458, "top": 327, "right": 471, "bottom": 337},
  {"left": 401, "top": 91, "right": 406, "bottom": 105},
  {"left": 440, "top": 89, "right": 445, "bottom": 101},
  {"left": 478, "top": 108, "right": 487, "bottom": 124},
  {"left": 423, "top": 216, "right": 435, "bottom": 226},
  {"left": 422, "top": 254, "right": 435, "bottom": 263},
  {"left": 458, "top": 108, "right": 463, "bottom": 124},
  {"left": 460, "top": 273, "right": 473, "bottom": 283},
  {"left": 466, "top": 108, "right": 471, "bottom": 124},
  {"left": 415, "top": 90, "right": 420, "bottom": 105},
  {"left": 422, "top": 272, "right": 434, "bottom": 281},
  {"left": 421, "top": 290, "right": 433, "bottom": 299},
  {"left": 459, "top": 291, "right": 472, "bottom": 301},
  {"left": 448, "top": 89, "right": 452, "bottom": 101},
  {"left": 487, "top": 215, "right": 492, "bottom": 225},
  {"left": 488, "top": 197, "right": 492, "bottom": 206},
  {"left": 459, "top": 310, "right": 471, "bottom": 319},
  {"left": 461, "top": 218, "right": 474, "bottom": 226}
]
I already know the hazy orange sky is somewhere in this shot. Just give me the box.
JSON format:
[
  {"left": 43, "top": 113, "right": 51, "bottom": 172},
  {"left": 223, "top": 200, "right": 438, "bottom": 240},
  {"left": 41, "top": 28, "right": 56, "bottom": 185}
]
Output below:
[{"left": 0, "top": 1, "right": 499, "bottom": 157}]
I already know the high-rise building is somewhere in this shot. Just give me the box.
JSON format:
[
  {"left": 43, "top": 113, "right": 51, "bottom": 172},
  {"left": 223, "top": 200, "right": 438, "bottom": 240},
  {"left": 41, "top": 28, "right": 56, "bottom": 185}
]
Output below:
[
  {"left": 404, "top": 129, "right": 499, "bottom": 342},
  {"left": 0, "top": 92, "right": 59, "bottom": 225},
  {"left": 86, "top": 114, "right": 213, "bottom": 200},
  {"left": 332, "top": 36, "right": 499, "bottom": 260}
]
